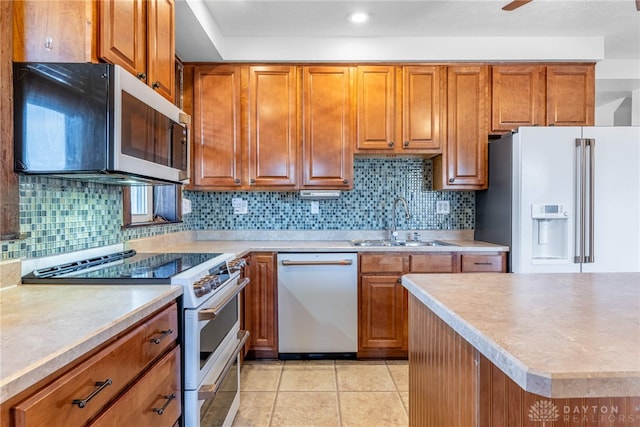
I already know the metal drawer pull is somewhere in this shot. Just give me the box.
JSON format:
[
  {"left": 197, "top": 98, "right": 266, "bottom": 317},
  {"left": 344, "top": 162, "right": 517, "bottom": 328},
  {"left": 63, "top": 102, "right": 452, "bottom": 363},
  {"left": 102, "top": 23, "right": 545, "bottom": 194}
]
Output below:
[
  {"left": 72, "top": 379, "right": 112, "bottom": 408},
  {"left": 153, "top": 393, "right": 176, "bottom": 415},
  {"left": 473, "top": 262, "right": 493, "bottom": 265},
  {"left": 198, "top": 330, "right": 250, "bottom": 400},
  {"left": 150, "top": 329, "right": 174, "bottom": 345},
  {"left": 281, "top": 260, "right": 353, "bottom": 266},
  {"left": 198, "top": 277, "right": 250, "bottom": 321}
]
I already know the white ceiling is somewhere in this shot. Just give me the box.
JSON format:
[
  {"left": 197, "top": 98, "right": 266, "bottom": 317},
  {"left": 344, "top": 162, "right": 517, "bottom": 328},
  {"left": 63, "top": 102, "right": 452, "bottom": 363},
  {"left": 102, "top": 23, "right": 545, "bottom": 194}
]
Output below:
[{"left": 175, "top": 0, "right": 640, "bottom": 109}]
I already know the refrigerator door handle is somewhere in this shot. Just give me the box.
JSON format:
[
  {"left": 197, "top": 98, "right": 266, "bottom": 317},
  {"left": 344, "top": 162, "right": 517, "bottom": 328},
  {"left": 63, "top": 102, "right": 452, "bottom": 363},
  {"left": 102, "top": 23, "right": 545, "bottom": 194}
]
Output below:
[
  {"left": 586, "top": 138, "right": 595, "bottom": 263},
  {"left": 574, "top": 138, "right": 587, "bottom": 264}
]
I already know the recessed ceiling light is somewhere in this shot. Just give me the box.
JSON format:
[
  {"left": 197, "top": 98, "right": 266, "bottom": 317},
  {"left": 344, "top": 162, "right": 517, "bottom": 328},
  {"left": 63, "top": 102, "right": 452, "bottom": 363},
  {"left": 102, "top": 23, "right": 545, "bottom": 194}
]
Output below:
[{"left": 347, "top": 12, "right": 369, "bottom": 24}]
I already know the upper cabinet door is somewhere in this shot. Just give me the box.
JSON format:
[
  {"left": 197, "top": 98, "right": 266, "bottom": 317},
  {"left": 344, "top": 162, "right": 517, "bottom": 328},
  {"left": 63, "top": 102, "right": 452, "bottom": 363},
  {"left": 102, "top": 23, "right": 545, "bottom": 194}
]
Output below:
[
  {"left": 248, "top": 66, "right": 298, "bottom": 188},
  {"left": 301, "top": 66, "right": 354, "bottom": 189},
  {"left": 402, "top": 65, "right": 444, "bottom": 152},
  {"left": 193, "top": 65, "right": 243, "bottom": 189},
  {"left": 146, "top": 0, "right": 175, "bottom": 101},
  {"left": 491, "top": 65, "right": 544, "bottom": 133},
  {"left": 434, "top": 65, "right": 489, "bottom": 190},
  {"left": 356, "top": 66, "right": 396, "bottom": 151},
  {"left": 546, "top": 65, "right": 595, "bottom": 126},
  {"left": 99, "top": 0, "right": 146, "bottom": 80}
]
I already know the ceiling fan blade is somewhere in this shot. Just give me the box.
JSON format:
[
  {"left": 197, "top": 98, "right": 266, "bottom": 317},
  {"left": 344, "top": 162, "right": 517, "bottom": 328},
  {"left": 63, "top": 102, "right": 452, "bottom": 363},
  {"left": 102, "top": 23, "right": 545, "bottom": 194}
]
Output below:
[{"left": 502, "top": 0, "right": 533, "bottom": 11}]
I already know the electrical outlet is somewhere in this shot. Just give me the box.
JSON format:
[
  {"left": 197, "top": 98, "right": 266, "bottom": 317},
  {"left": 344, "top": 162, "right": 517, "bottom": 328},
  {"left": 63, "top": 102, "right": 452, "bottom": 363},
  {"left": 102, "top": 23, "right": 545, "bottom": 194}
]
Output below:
[
  {"left": 436, "top": 200, "right": 450, "bottom": 214},
  {"left": 310, "top": 201, "right": 320, "bottom": 214},
  {"left": 182, "top": 198, "right": 192, "bottom": 215}
]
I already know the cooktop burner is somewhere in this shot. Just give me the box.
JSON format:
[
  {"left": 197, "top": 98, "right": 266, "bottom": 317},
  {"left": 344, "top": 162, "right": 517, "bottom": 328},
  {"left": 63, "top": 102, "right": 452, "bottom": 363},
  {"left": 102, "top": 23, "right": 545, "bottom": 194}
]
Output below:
[{"left": 22, "top": 251, "right": 224, "bottom": 284}]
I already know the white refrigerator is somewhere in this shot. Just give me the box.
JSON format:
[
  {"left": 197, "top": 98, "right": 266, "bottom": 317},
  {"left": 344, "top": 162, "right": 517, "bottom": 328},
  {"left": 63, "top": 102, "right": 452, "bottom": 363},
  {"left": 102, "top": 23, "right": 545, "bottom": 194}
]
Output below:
[{"left": 476, "top": 126, "right": 640, "bottom": 273}]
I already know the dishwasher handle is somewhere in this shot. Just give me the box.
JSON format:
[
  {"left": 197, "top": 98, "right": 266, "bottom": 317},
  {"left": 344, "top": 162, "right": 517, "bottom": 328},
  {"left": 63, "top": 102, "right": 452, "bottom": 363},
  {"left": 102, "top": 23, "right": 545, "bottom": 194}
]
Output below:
[{"left": 280, "top": 259, "right": 353, "bottom": 267}]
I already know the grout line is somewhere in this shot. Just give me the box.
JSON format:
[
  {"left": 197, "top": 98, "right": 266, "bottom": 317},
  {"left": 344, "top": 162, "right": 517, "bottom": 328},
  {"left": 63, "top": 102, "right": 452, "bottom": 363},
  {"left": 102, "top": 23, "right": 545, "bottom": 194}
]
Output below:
[
  {"left": 266, "top": 362, "right": 284, "bottom": 427},
  {"left": 334, "top": 361, "right": 343, "bottom": 427}
]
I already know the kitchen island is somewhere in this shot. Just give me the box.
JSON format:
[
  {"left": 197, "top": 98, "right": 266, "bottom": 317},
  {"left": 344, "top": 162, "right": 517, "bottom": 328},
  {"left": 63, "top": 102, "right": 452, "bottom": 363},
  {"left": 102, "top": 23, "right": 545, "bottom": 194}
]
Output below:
[{"left": 401, "top": 273, "right": 640, "bottom": 426}]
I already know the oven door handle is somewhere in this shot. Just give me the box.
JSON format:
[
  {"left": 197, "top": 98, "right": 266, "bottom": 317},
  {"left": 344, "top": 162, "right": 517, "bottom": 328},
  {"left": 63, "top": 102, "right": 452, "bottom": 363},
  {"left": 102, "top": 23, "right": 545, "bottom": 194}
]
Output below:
[
  {"left": 198, "top": 277, "right": 250, "bottom": 322},
  {"left": 198, "top": 330, "right": 250, "bottom": 400}
]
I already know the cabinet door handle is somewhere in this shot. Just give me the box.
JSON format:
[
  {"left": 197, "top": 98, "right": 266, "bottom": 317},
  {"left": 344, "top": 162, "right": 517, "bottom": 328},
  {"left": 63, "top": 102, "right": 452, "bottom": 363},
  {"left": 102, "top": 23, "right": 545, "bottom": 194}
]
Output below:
[
  {"left": 153, "top": 393, "right": 176, "bottom": 415},
  {"left": 150, "top": 329, "right": 174, "bottom": 345},
  {"left": 250, "top": 179, "right": 256, "bottom": 184},
  {"left": 388, "top": 141, "right": 395, "bottom": 147},
  {"left": 234, "top": 178, "right": 241, "bottom": 184},
  {"left": 474, "top": 262, "right": 493, "bottom": 266},
  {"left": 137, "top": 72, "right": 147, "bottom": 81},
  {"left": 72, "top": 379, "right": 112, "bottom": 408},
  {"left": 342, "top": 179, "right": 349, "bottom": 184},
  {"left": 396, "top": 278, "right": 402, "bottom": 284},
  {"left": 151, "top": 81, "right": 160, "bottom": 89},
  {"left": 449, "top": 178, "right": 455, "bottom": 183},
  {"left": 403, "top": 141, "right": 410, "bottom": 147}
]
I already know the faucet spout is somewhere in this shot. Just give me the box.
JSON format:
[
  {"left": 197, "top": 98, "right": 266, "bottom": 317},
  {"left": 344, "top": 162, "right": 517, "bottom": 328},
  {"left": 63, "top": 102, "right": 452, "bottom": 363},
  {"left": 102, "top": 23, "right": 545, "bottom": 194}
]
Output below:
[{"left": 390, "top": 197, "right": 411, "bottom": 241}]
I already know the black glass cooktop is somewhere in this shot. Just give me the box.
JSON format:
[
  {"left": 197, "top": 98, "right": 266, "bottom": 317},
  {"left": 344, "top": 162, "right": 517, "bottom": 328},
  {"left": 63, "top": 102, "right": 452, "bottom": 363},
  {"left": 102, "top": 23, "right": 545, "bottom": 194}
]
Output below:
[{"left": 22, "top": 251, "right": 224, "bottom": 284}]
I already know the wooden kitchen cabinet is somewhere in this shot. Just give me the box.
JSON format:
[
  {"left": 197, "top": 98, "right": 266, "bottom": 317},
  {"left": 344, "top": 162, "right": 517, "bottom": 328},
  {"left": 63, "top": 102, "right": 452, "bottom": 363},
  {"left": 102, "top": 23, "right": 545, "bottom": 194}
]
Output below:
[
  {"left": 355, "top": 65, "right": 444, "bottom": 155},
  {"left": 13, "top": 0, "right": 98, "bottom": 63},
  {"left": 491, "top": 65, "right": 545, "bottom": 133},
  {"left": 100, "top": 0, "right": 175, "bottom": 101},
  {"left": 300, "top": 66, "right": 355, "bottom": 189},
  {"left": 14, "top": 0, "right": 175, "bottom": 102},
  {"left": 433, "top": 65, "right": 490, "bottom": 190},
  {"left": 248, "top": 66, "right": 298, "bottom": 189},
  {"left": 7, "top": 303, "right": 180, "bottom": 427},
  {"left": 89, "top": 346, "right": 181, "bottom": 427},
  {"left": 244, "top": 252, "right": 279, "bottom": 359},
  {"left": 491, "top": 64, "right": 595, "bottom": 133},
  {"left": 192, "top": 65, "right": 243, "bottom": 189},
  {"left": 358, "top": 251, "right": 505, "bottom": 358},
  {"left": 546, "top": 64, "right": 595, "bottom": 126}
]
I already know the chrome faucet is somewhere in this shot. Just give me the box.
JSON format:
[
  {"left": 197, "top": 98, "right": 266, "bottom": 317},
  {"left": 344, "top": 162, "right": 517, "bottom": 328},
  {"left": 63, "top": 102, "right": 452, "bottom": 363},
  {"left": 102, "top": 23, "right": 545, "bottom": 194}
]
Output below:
[{"left": 390, "top": 197, "right": 411, "bottom": 241}]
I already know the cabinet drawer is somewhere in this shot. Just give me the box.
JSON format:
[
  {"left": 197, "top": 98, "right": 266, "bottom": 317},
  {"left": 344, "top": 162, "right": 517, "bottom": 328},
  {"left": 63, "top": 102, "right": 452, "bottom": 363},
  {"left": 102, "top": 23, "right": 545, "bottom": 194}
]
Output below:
[
  {"left": 89, "top": 346, "right": 181, "bottom": 427},
  {"left": 12, "top": 303, "right": 178, "bottom": 427},
  {"left": 460, "top": 255, "right": 505, "bottom": 273},
  {"left": 360, "top": 254, "right": 406, "bottom": 274},
  {"left": 410, "top": 254, "right": 455, "bottom": 273}
]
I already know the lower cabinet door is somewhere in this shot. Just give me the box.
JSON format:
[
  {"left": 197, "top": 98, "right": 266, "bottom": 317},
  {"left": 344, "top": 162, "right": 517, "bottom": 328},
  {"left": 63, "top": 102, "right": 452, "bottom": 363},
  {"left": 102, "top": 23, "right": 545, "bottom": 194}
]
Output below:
[
  {"left": 358, "top": 276, "right": 408, "bottom": 358},
  {"left": 89, "top": 346, "right": 181, "bottom": 427}
]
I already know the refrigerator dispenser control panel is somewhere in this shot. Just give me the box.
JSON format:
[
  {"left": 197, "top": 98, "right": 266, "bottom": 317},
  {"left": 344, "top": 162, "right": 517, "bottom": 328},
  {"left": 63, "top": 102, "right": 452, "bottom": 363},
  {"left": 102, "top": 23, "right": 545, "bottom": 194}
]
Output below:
[{"left": 531, "top": 204, "right": 569, "bottom": 219}]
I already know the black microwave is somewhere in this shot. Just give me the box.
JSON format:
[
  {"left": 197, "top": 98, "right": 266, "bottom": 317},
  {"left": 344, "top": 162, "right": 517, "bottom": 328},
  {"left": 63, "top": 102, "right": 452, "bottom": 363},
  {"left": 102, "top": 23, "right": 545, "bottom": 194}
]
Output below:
[{"left": 13, "top": 63, "right": 190, "bottom": 185}]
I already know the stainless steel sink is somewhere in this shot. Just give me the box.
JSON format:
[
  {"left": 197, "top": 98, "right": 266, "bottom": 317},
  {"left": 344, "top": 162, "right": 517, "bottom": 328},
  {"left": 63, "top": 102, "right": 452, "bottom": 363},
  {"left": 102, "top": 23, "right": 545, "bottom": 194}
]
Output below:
[{"left": 349, "top": 239, "right": 457, "bottom": 247}]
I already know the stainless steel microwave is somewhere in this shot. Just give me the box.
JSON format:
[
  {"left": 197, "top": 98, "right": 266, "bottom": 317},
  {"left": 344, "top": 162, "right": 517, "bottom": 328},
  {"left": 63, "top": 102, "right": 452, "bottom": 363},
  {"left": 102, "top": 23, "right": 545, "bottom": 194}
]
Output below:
[{"left": 13, "top": 63, "right": 190, "bottom": 185}]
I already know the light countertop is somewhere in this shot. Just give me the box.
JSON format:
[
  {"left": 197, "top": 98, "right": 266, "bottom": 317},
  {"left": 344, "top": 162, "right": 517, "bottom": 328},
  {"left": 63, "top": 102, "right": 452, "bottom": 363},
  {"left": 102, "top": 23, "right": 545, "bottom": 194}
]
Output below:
[
  {"left": 0, "top": 284, "right": 182, "bottom": 404},
  {"left": 401, "top": 272, "right": 640, "bottom": 398}
]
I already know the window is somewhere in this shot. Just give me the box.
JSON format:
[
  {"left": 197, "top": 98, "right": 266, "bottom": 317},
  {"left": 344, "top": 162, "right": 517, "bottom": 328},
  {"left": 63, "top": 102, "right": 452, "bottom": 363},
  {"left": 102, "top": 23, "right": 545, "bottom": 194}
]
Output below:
[{"left": 123, "top": 184, "right": 182, "bottom": 227}]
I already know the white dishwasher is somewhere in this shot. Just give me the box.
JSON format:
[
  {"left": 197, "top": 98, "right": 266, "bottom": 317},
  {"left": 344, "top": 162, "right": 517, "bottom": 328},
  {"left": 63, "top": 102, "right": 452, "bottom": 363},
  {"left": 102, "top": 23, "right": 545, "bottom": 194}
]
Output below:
[{"left": 277, "top": 253, "right": 358, "bottom": 358}]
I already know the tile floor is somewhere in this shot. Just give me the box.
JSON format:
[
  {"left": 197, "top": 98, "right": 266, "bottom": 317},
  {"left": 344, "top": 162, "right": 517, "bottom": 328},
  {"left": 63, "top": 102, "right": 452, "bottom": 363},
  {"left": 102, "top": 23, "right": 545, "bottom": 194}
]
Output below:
[{"left": 232, "top": 359, "right": 409, "bottom": 427}]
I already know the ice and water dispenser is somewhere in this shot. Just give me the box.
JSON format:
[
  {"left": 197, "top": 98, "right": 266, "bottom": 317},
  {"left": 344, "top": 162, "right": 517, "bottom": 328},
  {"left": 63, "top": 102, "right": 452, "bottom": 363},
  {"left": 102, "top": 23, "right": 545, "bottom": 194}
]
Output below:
[{"left": 531, "top": 203, "right": 569, "bottom": 262}]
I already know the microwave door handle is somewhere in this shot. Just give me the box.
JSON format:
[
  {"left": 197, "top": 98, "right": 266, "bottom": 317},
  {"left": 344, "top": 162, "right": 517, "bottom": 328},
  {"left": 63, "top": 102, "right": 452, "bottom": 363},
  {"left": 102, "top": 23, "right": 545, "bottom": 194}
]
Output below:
[{"left": 197, "top": 330, "right": 250, "bottom": 400}]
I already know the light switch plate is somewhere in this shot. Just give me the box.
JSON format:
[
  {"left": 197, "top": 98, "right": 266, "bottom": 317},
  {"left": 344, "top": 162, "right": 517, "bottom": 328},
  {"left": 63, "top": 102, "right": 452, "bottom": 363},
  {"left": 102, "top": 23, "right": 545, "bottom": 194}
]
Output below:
[{"left": 310, "top": 201, "right": 320, "bottom": 214}]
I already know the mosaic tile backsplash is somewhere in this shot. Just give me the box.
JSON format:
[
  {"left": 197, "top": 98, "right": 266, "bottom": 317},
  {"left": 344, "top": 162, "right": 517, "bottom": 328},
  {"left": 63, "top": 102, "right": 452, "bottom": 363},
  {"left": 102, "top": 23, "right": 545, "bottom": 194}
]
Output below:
[
  {"left": 1, "top": 158, "right": 474, "bottom": 261},
  {"left": 183, "top": 158, "right": 474, "bottom": 231}
]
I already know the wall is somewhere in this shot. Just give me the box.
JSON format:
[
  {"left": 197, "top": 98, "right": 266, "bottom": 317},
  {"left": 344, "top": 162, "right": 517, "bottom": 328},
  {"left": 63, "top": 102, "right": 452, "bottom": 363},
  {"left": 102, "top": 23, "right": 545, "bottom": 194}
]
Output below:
[{"left": 1, "top": 158, "right": 474, "bottom": 261}]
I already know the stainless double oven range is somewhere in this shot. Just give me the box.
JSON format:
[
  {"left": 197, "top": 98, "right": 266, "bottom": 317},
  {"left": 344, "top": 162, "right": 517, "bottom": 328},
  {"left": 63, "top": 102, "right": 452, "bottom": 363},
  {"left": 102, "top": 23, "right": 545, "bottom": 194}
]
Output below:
[{"left": 23, "top": 249, "right": 250, "bottom": 427}]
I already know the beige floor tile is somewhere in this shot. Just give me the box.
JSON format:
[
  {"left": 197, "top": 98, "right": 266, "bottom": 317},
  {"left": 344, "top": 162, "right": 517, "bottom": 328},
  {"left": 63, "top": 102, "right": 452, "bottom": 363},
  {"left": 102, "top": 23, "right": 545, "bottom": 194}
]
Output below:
[
  {"left": 240, "top": 363, "right": 283, "bottom": 391},
  {"left": 339, "top": 392, "right": 408, "bottom": 427},
  {"left": 336, "top": 364, "right": 396, "bottom": 391},
  {"left": 279, "top": 365, "right": 337, "bottom": 391},
  {"left": 271, "top": 391, "right": 340, "bottom": 427},
  {"left": 232, "top": 392, "right": 276, "bottom": 427},
  {"left": 387, "top": 363, "right": 409, "bottom": 391},
  {"left": 399, "top": 391, "right": 409, "bottom": 412},
  {"left": 284, "top": 359, "right": 336, "bottom": 366}
]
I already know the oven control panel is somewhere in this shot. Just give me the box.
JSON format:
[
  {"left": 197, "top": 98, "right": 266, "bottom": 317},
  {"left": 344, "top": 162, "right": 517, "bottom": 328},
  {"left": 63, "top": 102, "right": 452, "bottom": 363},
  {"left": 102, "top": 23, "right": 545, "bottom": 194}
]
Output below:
[{"left": 193, "top": 262, "right": 230, "bottom": 298}]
